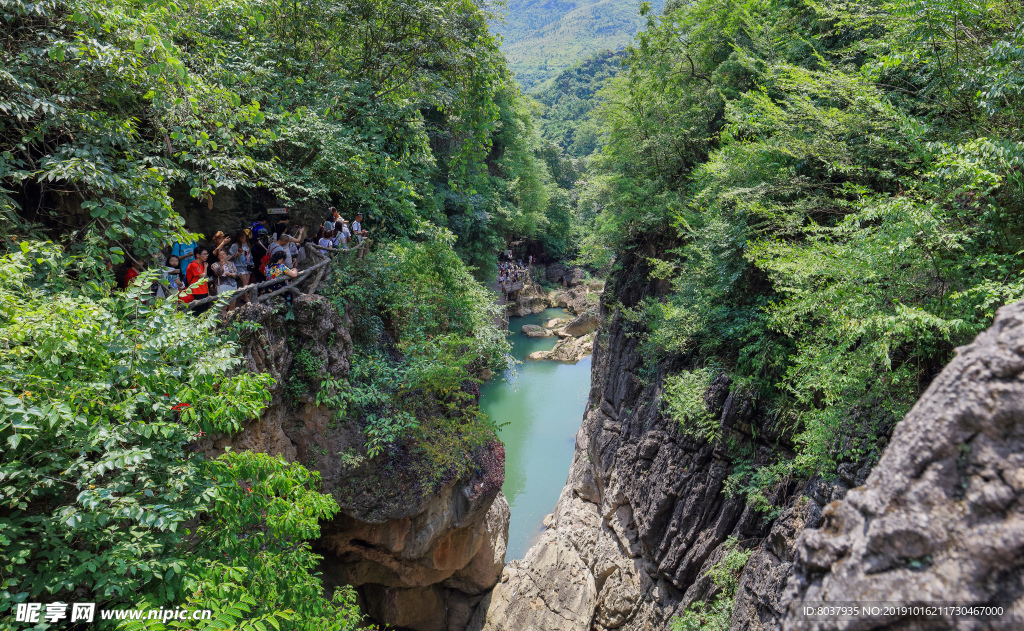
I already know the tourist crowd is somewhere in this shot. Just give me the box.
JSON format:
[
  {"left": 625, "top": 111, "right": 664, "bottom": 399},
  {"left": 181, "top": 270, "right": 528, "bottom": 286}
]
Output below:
[
  {"left": 121, "top": 207, "right": 371, "bottom": 314},
  {"left": 497, "top": 254, "right": 532, "bottom": 290}
]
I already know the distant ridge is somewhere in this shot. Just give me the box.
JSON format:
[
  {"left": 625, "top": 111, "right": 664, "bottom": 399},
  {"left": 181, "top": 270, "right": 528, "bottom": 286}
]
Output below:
[{"left": 492, "top": 0, "right": 663, "bottom": 91}]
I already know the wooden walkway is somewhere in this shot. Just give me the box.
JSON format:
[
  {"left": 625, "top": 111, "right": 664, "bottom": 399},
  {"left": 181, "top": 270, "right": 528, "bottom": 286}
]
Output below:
[{"left": 188, "top": 242, "right": 356, "bottom": 309}]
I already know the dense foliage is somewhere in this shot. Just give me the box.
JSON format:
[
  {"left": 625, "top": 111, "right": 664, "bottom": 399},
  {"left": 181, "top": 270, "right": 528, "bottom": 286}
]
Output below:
[
  {"left": 534, "top": 50, "right": 623, "bottom": 157},
  {"left": 0, "top": 246, "right": 359, "bottom": 628},
  {"left": 582, "top": 0, "right": 1024, "bottom": 512},
  {"left": 310, "top": 232, "right": 510, "bottom": 487},
  {"left": 0, "top": 0, "right": 534, "bottom": 624},
  {"left": 0, "top": 0, "right": 555, "bottom": 272}
]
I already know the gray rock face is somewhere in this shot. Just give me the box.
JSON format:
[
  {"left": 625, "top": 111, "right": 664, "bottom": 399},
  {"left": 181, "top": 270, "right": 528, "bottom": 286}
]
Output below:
[
  {"left": 467, "top": 529, "right": 598, "bottom": 631},
  {"left": 474, "top": 248, "right": 862, "bottom": 631},
  {"left": 546, "top": 262, "right": 569, "bottom": 284},
  {"left": 779, "top": 300, "right": 1024, "bottom": 630},
  {"left": 565, "top": 267, "right": 587, "bottom": 287},
  {"left": 482, "top": 249, "right": 1024, "bottom": 631}
]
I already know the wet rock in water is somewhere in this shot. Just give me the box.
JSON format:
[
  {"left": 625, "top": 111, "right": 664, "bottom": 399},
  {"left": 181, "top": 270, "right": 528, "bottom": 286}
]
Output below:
[
  {"left": 544, "top": 317, "right": 567, "bottom": 328},
  {"left": 527, "top": 350, "right": 552, "bottom": 361},
  {"left": 507, "top": 278, "right": 548, "bottom": 317},
  {"left": 521, "top": 324, "right": 553, "bottom": 338},
  {"left": 467, "top": 529, "right": 598, "bottom": 631},
  {"left": 548, "top": 333, "right": 595, "bottom": 363},
  {"left": 780, "top": 299, "right": 1024, "bottom": 630},
  {"left": 563, "top": 311, "right": 599, "bottom": 337}
]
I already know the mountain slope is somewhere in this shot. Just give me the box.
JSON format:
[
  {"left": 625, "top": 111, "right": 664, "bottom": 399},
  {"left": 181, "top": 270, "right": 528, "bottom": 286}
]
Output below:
[
  {"left": 534, "top": 49, "right": 623, "bottom": 156},
  {"left": 493, "top": 0, "right": 661, "bottom": 90}
]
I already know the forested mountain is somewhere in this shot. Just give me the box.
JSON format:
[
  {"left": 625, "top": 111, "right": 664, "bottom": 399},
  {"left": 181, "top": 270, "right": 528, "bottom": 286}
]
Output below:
[
  {"left": 492, "top": 0, "right": 661, "bottom": 90},
  {"left": 534, "top": 49, "right": 623, "bottom": 157},
  {"left": 570, "top": 0, "right": 1024, "bottom": 624}
]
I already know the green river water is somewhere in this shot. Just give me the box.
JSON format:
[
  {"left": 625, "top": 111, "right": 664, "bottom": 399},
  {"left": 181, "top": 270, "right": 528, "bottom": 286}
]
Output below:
[{"left": 480, "top": 307, "right": 592, "bottom": 560}]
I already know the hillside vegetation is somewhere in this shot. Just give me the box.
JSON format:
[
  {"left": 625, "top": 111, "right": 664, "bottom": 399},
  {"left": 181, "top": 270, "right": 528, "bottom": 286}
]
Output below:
[
  {"left": 493, "top": 0, "right": 662, "bottom": 90},
  {"left": 534, "top": 50, "right": 624, "bottom": 157},
  {"left": 580, "top": 0, "right": 1024, "bottom": 531}
]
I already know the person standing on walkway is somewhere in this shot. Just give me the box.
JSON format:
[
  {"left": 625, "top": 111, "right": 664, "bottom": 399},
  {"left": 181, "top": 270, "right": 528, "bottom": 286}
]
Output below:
[
  {"left": 171, "top": 239, "right": 197, "bottom": 276},
  {"left": 351, "top": 212, "right": 371, "bottom": 258},
  {"left": 185, "top": 247, "right": 211, "bottom": 314},
  {"left": 229, "top": 229, "right": 253, "bottom": 287},
  {"left": 211, "top": 248, "right": 241, "bottom": 312}
]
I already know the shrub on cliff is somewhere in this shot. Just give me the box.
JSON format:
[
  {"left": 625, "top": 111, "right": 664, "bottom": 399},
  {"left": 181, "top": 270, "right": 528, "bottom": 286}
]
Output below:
[{"left": 318, "top": 231, "right": 512, "bottom": 488}]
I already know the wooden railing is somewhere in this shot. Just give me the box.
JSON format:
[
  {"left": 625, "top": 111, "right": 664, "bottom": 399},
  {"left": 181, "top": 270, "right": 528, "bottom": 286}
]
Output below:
[{"left": 188, "top": 243, "right": 354, "bottom": 309}]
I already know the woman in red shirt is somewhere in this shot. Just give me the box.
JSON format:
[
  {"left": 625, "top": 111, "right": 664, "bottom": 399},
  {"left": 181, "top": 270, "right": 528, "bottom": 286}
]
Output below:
[{"left": 185, "top": 247, "right": 211, "bottom": 314}]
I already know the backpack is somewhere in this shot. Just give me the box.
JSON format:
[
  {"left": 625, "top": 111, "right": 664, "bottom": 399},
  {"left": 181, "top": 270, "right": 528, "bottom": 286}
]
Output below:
[{"left": 259, "top": 242, "right": 283, "bottom": 276}]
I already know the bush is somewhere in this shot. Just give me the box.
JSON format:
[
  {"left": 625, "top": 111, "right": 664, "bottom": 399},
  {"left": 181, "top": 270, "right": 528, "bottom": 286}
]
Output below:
[
  {"left": 662, "top": 369, "right": 716, "bottom": 441},
  {"left": 670, "top": 537, "right": 752, "bottom": 631},
  {"left": 321, "top": 232, "right": 512, "bottom": 486}
]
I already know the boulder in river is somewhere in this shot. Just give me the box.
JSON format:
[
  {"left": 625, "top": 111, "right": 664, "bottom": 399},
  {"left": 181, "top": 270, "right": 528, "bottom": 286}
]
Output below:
[
  {"left": 548, "top": 333, "right": 595, "bottom": 363},
  {"left": 563, "top": 311, "right": 598, "bottom": 337},
  {"left": 521, "top": 324, "right": 553, "bottom": 338},
  {"left": 544, "top": 318, "right": 566, "bottom": 328},
  {"left": 526, "top": 333, "right": 594, "bottom": 363}
]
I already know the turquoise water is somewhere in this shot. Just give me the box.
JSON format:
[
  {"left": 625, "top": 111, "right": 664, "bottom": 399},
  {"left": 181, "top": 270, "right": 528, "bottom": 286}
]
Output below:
[{"left": 480, "top": 308, "right": 592, "bottom": 560}]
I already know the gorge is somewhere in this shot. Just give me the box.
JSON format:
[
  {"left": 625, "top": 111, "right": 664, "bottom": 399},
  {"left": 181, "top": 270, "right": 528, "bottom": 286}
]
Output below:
[{"left": 3, "top": 0, "right": 1024, "bottom": 630}]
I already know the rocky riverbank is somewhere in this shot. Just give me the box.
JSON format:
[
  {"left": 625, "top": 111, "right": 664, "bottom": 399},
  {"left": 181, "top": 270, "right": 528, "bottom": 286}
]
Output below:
[
  {"left": 198, "top": 297, "right": 510, "bottom": 631},
  {"left": 506, "top": 263, "right": 603, "bottom": 363}
]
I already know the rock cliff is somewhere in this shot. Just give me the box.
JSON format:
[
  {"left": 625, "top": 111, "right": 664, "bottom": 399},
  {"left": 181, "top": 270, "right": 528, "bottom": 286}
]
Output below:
[
  {"left": 200, "top": 297, "right": 509, "bottom": 631},
  {"left": 778, "top": 299, "right": 1024, "bottom": 630},
  {"left": 472, "top": 251, "right": 792, "bottom": 631},
  {"left": 475, "top": 247, "right": 1024, "bottom": 631}
]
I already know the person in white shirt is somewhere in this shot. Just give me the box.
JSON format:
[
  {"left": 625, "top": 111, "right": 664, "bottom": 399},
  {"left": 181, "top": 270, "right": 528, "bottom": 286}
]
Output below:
[
  {"left": 351, "top": 212, "right": 371, "bottom": 258},
  {"left": 318, "top": 230, "right": 333, "bottom": 254},
  {"left": 333, "top": 220, "right": 351, "bottom": 250}
]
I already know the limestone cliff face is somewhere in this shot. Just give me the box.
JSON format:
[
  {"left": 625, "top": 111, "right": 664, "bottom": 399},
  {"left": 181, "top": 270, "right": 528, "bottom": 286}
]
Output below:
[
  {"left": 472, "top": 252, "right": 780, "bottom": 630},
  {"left": 778, "top": 300, "right": 1024, "bottom": 630},
  {"left": 470, "top": 250, "right": 862, "bottom": 631},
  {"left": 474, "top": 245, "right": 1024, "bottom": 631},
  {"left": 200, "top": 297, "right": 509, "bottom": 631}
]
